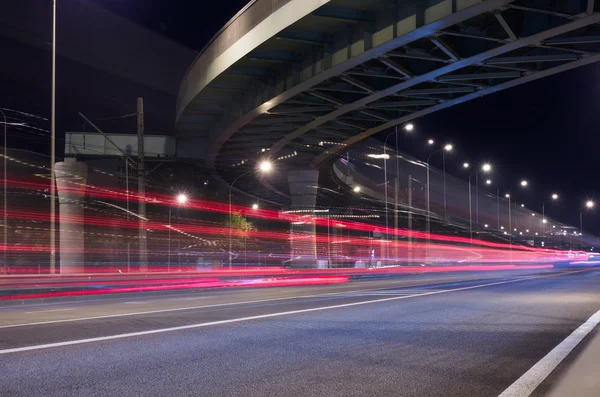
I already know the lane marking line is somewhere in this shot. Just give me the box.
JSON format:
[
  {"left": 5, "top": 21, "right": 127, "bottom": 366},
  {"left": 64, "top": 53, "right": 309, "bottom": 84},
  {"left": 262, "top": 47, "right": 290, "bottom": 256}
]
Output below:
[
  {"left": 0, "top": 274, "right": 538, "bottom": 329},
  {"left": 24, "top": 308, "right": 73, "bottom": 314},
  {"left": 0, "top": 271, "right": 589, "bottom": 355},
  {"left": 498, "top": 309, "right": 600, "bottom": 397}
]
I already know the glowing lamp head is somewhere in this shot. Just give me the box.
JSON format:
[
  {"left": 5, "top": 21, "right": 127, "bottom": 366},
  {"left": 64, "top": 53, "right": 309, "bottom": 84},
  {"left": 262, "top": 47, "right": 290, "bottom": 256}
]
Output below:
[
  {"left": 505, "top": 194, "right": 510, "bottom": 198},
  {"left": 485, "top": 179, "right": 491, "bottom": 185},
  {"left": 586, "top": 200, "right": 595, "bottom": 209},
  {"left": 552, "top": 193, "right": 558, "bottom": 200},
  {"left": 176, "top": 194, "right": 188, "bottom": 205},
  {"left": 428, "top": 139, "right": 434, "bottom": 145},
  {"left": 521, "top": 204, "right": 525, "bottom": 208},
  {"left": 542, "top": 219, "right": 547, "bottom": 223},
  {"left": 463, "top": 162, "right": 469, "bottom": 169},
  {"left": 259, "top": 160, "right": 273, "bottom": 172},
  {"left": 353, "top": 186, "right": 361, "bottom": 193},
  {"left": 252, "top": 203, "right": 259, "bottom": 210},
  {"left": 482, "top": 163, "right": 492, "bottom": 172},
  {"left": 520, "top": 180, "right": 528, "bottom": 187},
  {"left": 405, "top": 123, "right": 414, "bottom": 132},
  {"left": 444, "top": 144, "right": 453, "bottom": 152}
]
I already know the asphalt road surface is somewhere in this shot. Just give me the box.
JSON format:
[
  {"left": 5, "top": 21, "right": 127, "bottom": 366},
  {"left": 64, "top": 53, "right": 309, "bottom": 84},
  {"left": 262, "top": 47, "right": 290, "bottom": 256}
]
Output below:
[{"left": 0, "top": 268, "right": 598, "bottom": 396}]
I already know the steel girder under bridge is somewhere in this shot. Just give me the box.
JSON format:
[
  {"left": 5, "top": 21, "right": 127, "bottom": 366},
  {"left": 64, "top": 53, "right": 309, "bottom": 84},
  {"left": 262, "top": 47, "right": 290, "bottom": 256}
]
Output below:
[{"left": 176, "top": 0, "right": 600, "bottom": 202}]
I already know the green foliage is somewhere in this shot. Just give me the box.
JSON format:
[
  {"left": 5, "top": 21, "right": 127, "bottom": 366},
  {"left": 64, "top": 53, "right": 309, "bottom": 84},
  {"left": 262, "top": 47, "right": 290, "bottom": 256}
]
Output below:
[{"left": 226, "top": 212, "right": 256, "bottom": 236}]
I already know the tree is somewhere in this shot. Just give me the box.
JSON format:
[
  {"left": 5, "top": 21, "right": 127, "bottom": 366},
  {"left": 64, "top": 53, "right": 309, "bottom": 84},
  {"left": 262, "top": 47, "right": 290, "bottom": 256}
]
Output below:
[{"left": 226, "top": 212, "right": 256, "bottom": 237}]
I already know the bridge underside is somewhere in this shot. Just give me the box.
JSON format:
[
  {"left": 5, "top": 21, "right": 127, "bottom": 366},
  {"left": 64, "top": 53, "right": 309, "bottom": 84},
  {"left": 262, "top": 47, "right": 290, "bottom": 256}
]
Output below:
[{"left": 177, "top": 0, "right": 600, "bottom": 205}]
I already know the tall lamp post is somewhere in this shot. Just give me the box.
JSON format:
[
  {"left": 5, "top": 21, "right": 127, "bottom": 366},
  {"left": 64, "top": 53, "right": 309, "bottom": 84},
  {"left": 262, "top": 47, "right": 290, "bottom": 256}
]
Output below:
[
  {"left": 0, "top": 109, "right": 6, "bottom": 269},
  {"left": 50, "top": 0, "right": 57, "bottom": 273},
  {"left": 581, "top": 200, "right": 594, "bottom": 250},
  {"left": 381, "top": 123, "right": 413, "bottom": 262},
  {"left": 542, "top": 193, "right": 558, "bottom": 246},
  {"left": 505, "top": 180, "right": 528, "bottom": 246},
  {"left": 426, "top": 143, "right": 452, "bottom": 237},
  {"left": 228, "top": 160, "right": 272, "bottom": 268},
  {"left": 168, "top": 193, "right": 188, "bottom": 271},
  {"left": 466, "top": 163, "right": 491, "bottom": 244}
]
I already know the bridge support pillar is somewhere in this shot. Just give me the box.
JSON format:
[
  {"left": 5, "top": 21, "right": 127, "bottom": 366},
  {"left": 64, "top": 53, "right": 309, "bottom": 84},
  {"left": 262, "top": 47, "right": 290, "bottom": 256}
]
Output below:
[
  {"left": 55, "top": 158, "right": 88, "bottom": 273},
  {"left": 287, "top": 169, "right": 319, "bottom": 268}
]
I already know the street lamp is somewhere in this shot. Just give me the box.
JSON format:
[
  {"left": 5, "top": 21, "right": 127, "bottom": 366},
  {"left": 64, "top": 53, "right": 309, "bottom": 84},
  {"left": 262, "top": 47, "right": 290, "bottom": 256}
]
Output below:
[
  {"left": 353, "top": 186, "right": 361, "bottom": 193},
  {"left": 252, "top": 203, "right": 259, "bottom": 210},
  {"left": 506, "top": 181, "right": 528, "bottom": 247},
  {"left": 520, "top": 180, "right": 528, "bottom": 187},
  {"left": 168, "top": 193, "right": 188, "bottom": 271},
  {"left": 428, "top": 139, "right": 434, "bottom": 145},
  {"left": 463, "top": 162, "right": 469, "bottom": 169},
  {"left": 382, "top": 124, "right": 415, "bottom": 259},
  {"left": 467, "top": 163, "right": 491, "bottom": 243},
  {"left": 426, "top": 144, "right": 453, "bottom": 239},
  {"left": 229, "top": 160, "right": 273, "bottom": 268},
  {"left": 542, "top": 193, "right": 558, "bottom": 245},
  {"left": 486, "top": 179, "right": 492, "bottom": 185},
  {"left": 581, "top": 200, "right": 595, "bottom": 250}
]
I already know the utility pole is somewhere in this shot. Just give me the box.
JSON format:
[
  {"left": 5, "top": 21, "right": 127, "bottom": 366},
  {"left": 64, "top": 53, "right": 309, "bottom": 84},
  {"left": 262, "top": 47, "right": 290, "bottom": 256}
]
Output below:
[
  {"left": 137, "top": 97, "right": 147, "bottom": 271},
  {"left": 50, "top": 0, "right": 57, "bottom": 274},
  {"left": 394, "top": 176, "right": 399, "bottom": 264},
  {"left": 407, "top": 174, "right": 412, "bottom": 265}
]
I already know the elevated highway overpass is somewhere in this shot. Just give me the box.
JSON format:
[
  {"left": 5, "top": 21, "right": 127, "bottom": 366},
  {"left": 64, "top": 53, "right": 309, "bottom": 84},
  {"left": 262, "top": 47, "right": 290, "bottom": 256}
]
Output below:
[{"left": 175, "top": 0, "right": 600, "bottom": 265}]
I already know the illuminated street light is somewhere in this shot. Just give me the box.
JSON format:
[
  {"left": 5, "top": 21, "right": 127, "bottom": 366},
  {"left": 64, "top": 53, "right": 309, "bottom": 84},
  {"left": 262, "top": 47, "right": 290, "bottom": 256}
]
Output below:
[
  {"left": 520, "top": 180, "right": 528, "bottom": 187},
  {"left": 505, "top": 194, "right": 510, "bottom": 198},
  {"left": 353, "top": 186, "right": 361, "bottom": 193},
  {"left": 229, "top": 160, "right": 274, "bottom": 268},
  {"left": 484, "top": 224, "right": 488, "bottom": 228},
  {"left": 428, "top": 139, "right": 434, "bottom": 145},
  {"left": 526, "top": 229, "right": 529, "bottom": 233},
  {"left": 169, "top": 193, "right": 189, "bottom": 270},
  {"left": 176, "top": 194, "right": 188, "bottom": 205},
  {"left": 486, "top": 179, "right": 491, "bottom": 185},
  {"left": 542, "top": 219, "right": 547, "bottom": 223},
  {"left": 500, "top": 226, "right": 504, "bottom": 230},
  {"left": 521, "top": 204, "right": 525, "bottom": 208},
  {"left": 586, "top": 200, "right": 595, "bottom": 209},
  {"left": 531, "top": 213, "right": 535, "bottom": 216},
  {"left": 252, "top": 203, "right": 259, "bottom": 210},
  {"left": 482, "top": 163, "right": 492, "bottom": 172},
  {"left": 405, "top": 123, "right": 414, "bottom": 131},
  {"left": 444, "top": 144, "right": 453, "bottom": 151},
  {"left": 463, "top": 162, "right": 469, "bottom": 169},
  {"left": 552, "top": 193, "right": 559, "bottom": 200},
  {"left": 259, "top": 160, "right": 273, "bottom": 172}
]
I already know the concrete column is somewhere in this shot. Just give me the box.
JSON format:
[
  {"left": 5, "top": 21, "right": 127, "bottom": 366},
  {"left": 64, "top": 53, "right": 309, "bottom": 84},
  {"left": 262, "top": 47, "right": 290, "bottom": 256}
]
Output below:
[
  {"left": 287, "top": 169, "right": 319, "bottom": 268},
  {"left": 55, "top": 158, "right": 88, "bottom": 273}
]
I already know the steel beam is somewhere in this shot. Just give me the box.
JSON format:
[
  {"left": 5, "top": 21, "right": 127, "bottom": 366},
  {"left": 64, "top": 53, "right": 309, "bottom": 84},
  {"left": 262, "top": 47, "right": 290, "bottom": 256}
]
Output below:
[
  {"left": 307, "top": 91, "right": 345, "bottom": 106},
  {"left": 368, "top": 100, "right": 438, "bottom": 108},
  {"left": 388, "top": 52, "right": 449, "bottom": 63},
  {"left": 312, "top": 52, "right": 600, "bottom": 167},
  {"left": 270, "top": 12, "right": 600, "bottom": 155},
  {"left": 346, "top": 70, "right": 406, "bottom": 80},
  {"left": 358, "top": 109, "right": 390, "bottom": 121},
  {"left": 506, "top": 4, "right": 578, "bottom": 20},
  {"left": 486, "top": 54, "right": 578, "bottom": 64},
  {"left": 440, "top": 30, "right": 503, "bottom": 43},
  {"left": 377, "top": 57, "right": 413, "bottom": 78},
  {"left": 430, "top": 37, "right": 460, "bottom": 61},
  {"left": 494, "top": 12, "right": 517, "bottom": 41},
  {"left": 545, "top": 35, "right": 600, "bottom": 45},
  {"left": 437, "top": 71, "right": 521, "bottom": 81},
  {"left": 400, "top": 87, "right": 476, "bottom": 95},
  {"left": 313, "top": 87, "right": 366, "bottom": 94},
  {"left": 339, "top": 76, "right": 375, "bottom": 93},
  {"left": 268, "top": 106, "right": 334, "bottom": 114}
]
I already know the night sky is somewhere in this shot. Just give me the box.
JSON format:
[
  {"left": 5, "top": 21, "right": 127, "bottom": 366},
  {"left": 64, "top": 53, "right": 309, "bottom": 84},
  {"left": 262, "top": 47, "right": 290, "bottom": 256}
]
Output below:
[{"left": 2, "top": 0, "right": 598, "bottom": 233}]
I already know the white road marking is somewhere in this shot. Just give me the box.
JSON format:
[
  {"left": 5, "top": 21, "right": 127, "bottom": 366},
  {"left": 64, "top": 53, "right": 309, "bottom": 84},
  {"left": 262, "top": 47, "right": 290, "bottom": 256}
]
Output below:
[
  {"left": 24, "top": 308, "right": 74, "bottom": 314},
  {"left": 0, "top": 278, "right": 504, "bottom": 329},
  {"left": 497, "top": 308, "right": 600, "bottom": 397},
  {"left": 0, "top": 272, "right": 584, "bottom": 355}
]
